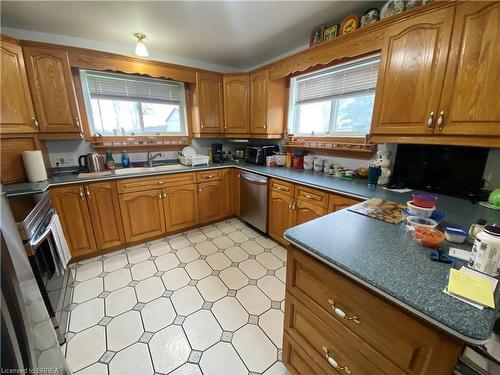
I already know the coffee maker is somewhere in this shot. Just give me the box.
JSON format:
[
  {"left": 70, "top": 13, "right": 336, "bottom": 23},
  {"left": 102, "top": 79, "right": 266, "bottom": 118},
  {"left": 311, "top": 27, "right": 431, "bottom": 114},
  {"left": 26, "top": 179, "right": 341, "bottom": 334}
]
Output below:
[{"left": 211, "top": 143, "right": 223, "bottom": 163}]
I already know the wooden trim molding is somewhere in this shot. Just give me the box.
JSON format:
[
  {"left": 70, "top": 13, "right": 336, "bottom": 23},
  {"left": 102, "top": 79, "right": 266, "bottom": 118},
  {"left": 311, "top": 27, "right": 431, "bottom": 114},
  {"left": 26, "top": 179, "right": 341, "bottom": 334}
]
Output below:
[{"left": 370, "top": 134, "right": 500, "bottom": 148}]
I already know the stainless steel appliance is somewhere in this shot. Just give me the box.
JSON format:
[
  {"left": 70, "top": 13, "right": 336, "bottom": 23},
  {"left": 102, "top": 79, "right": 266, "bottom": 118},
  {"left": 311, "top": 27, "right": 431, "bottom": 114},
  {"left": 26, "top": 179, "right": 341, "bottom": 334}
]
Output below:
[
  {"left": 244, "top": 145, "right": 279, "bottom": 165},
  {"left": 239, "top": 171, "right": 268, "bottom": 232},
  {"left": 211, "top": 143, "right": 223, "bottom": 163},
  {"left": 9, "top": 192, "right": 74, "bottom": 345},
  {"left": 78, "top": 152, "right": 105, "bottom": 172},
  {"left": 1, "top": 192, "right": 70, "bottom": 373}
]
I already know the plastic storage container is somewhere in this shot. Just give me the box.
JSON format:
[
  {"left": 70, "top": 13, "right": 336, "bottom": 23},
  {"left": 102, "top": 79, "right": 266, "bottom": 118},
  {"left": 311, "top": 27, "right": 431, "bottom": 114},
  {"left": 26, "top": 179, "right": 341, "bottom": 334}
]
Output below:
[
  {"left": 407, "top": 201, "right": 435, "bottom": 218},
  {"left": 444, "top": 227, "right": 468, "bottom": 244},
  {"left": 414, "top": 227, "right": 445, "bottom": 248},
  {"left": 412, "top": 193, "right": 438, "bottom": 208}
]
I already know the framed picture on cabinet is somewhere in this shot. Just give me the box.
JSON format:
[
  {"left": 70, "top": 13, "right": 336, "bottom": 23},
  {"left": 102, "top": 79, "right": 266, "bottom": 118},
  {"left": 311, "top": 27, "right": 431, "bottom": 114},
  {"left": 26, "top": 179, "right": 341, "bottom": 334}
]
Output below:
[
  {"left": 310, "top": 25, "right": 325, "bottom": 47},
  {"left": 323, "top": 24, "right": 339, "bottom": 41}
]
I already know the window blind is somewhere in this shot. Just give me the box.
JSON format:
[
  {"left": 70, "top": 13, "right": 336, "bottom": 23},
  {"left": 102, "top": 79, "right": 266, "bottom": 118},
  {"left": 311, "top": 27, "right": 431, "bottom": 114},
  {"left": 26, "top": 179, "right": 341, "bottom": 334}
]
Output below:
[
  {"left": 294, "top": 56, "right": 380, "bottom": 104},
  {"left": 82, "top": 70, "right": 184, "bottom": 103}
]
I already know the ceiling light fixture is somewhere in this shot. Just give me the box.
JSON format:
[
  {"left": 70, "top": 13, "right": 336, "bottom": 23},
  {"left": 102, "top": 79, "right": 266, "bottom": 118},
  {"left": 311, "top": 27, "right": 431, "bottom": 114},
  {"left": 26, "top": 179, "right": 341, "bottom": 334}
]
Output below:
[{"left": 134, "top": 33, "right": 149, "bottom": 57}]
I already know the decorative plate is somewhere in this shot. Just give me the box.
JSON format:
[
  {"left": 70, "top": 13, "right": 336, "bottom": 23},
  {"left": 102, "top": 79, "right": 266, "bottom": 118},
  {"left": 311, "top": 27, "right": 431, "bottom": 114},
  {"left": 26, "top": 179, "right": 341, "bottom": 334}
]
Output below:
[
  {"left": 360, "top": 8, "right": 380, "bottom": 27},
  {"left": 181, "top": 146, "right": 196, "bottom": 158},
  {"left": 380, "top": 0, "right": 405, "bottom": 19},
  {"left": 340, "top": 14, "right": 359, "bottom": 35}
]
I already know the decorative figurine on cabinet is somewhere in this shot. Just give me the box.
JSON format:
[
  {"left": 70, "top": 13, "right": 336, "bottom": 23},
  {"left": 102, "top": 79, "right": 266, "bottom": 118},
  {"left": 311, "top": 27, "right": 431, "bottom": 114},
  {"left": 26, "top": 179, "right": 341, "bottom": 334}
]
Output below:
[{"left": 374, "top": 150, "right": 392, "bottom": 185}]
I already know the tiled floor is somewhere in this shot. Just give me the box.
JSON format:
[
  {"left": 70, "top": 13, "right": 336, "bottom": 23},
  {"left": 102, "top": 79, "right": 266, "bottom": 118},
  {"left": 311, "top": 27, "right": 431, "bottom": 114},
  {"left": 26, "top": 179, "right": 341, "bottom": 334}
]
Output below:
[{"left": 64, "top": 218, "right": 291, "bottom": 375}]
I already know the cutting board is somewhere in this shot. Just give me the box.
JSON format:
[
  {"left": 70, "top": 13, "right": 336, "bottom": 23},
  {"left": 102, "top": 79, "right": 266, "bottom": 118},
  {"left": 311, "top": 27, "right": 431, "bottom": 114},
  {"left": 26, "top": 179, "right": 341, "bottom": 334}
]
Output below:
[{"left": 349, "top": 198, "right": 405, "bottom": 224}]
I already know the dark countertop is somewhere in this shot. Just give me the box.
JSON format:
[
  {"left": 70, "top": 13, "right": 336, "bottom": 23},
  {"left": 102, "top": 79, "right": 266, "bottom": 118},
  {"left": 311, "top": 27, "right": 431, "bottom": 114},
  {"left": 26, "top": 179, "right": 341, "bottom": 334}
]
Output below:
[{"left": 4, "top": 161, "right": 500, "bottom": 343}]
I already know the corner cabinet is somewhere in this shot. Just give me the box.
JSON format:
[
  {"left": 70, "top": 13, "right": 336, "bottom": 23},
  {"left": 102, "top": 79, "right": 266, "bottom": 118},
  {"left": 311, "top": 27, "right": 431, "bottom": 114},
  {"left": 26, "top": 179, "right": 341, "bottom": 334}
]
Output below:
[
  {"left": 0, "top": 37, "right": 38, "bottom": 134},
  {"left": 23, "top": 45, "right": 82, "bottom": 133},
  {"left": 223, "top": 74, "right": 249, "bottom": 134}
]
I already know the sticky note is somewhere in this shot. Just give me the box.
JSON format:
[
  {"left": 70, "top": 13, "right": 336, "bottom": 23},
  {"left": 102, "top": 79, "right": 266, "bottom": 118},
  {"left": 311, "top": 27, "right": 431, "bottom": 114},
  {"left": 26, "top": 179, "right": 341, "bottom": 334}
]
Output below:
[{"left": 447, "top": 268, "right": 495, "bottom": 308}]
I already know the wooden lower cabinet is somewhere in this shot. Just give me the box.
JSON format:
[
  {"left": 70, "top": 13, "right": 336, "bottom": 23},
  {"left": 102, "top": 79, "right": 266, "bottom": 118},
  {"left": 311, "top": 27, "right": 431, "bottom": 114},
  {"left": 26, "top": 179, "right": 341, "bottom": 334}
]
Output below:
[
  {"left": 119, "top": 189, "right": 166, "bottom": 243},
  {"left": 268, "top": 191, "right": 294, "bottom": 245},
  {"left": 328, "top": 194, "right": 361, "bottom": 213},
  {"left": 86, "top": 182, "right": 125, "bottom": 250},
  {"left": 284, "top": 246, "right": 464, "bottom": 375},
  {"left": 198, "top": 180, "right": 223, "bottom": 223},
  {"left": 233, "top": 170, "right": 241, "bottom": 217},
  {"left": 220, "top": 169, "right": 233, "bottom": 217},
  {"left": 163, "top": 184, "right": 199, "bottom": 232},
  {"left": 50, "top": 185, "right": 97, "bottom": 258},
  {"left": 295, "top": 200, "right": 327, "bottom": 226}
]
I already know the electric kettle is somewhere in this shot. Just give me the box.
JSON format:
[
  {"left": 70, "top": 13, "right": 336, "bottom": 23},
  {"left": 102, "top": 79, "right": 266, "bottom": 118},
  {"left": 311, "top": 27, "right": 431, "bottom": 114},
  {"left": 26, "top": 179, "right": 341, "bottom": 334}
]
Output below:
[{"left": 78, "top": 153, "right": 105, "bottom": 172}]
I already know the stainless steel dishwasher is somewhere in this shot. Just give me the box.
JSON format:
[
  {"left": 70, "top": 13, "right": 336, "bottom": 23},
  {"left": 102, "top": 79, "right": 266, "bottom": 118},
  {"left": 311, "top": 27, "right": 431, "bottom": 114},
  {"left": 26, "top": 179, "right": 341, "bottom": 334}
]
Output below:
[{"left": 239, "top": 171, "right": 268, "bottom": 233}]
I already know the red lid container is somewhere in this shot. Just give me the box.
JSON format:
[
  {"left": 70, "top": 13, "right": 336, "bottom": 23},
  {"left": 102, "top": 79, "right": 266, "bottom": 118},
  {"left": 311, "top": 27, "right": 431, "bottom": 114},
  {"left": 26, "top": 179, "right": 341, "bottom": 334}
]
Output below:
[
  {"left": 412, "top": 193, "right": 438, "bottom": 208},
  {"left": 292, "top": 156, "right": 303, "bottom": 169}
]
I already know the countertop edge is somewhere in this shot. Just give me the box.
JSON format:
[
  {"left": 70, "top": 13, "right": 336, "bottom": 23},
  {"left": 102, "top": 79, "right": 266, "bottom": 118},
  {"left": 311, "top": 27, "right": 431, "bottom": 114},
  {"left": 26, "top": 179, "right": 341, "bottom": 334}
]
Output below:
[{"left": 284, "top": 235, "right": 490, "bottom": 346}]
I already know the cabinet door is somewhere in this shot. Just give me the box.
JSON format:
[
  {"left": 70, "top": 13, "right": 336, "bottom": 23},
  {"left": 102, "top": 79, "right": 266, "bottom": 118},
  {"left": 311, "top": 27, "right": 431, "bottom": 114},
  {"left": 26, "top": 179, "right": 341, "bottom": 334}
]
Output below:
[
  {"left": 0, "top": 137, "right": 39, "bottom": 184},
  {"left": 250, "top": 70, "right": 268, "bottom": 134},
  {"left": 233, "top": 170, "right": 241, "bottom": 217},
  {"left": 439, "top": 2, "right": 500, "bottom": 136},
  {"left": 50, "top": 185, "right": 97, "bottom": 258},
  {"left": 86, "top": 182, "right": 125, "bottom": 250},
  {"left": 198, "top": 181, "right": 222, "bottom": 223},
  {"left": 295, "top": 200, "right": 327, "bottom": 226},
  {"left": 163, "top": 184, "right": 199, "bottom": 232},
  {"left": 220, "top": 169, "right": 233, "bottom": 218},
  {"left": 268, "top": 191, "right": 294, "bottom": 245},
  {"left": 119, "top": 190, "right": 166, "bottom": 243},
  {"left": 23, "top": 46, "right": 81, "bottom": 133},
  {"left": 328, "top": 194, "right": 361, "bottom": 213},
  {"left": 371, "top": 8, "right": 454, "bottom": 135},
  {"left": 223, "top": 74, "right": 249, "bottom": 133},
  {"left": 0, "top": 39, "right": 37, "bottom": 134},
  {"left": 197, "top": 72, "right": 224, "bottom": 134}
]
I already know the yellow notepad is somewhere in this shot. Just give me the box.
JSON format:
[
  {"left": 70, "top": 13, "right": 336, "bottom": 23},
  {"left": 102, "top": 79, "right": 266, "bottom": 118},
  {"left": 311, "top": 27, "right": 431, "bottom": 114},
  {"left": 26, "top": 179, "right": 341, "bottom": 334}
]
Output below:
[{"left": 448, "top": 269, "right": 495, "bottom": 308}]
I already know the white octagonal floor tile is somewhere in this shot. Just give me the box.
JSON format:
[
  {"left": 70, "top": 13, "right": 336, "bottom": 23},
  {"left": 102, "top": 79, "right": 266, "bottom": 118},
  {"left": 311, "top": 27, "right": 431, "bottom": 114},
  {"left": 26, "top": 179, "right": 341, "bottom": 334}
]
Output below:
[
  {"left": 176, "top": 246, "right": 200, "bottom": 263},
  {"left": 255, "top": 236, "right": 278, "bottom": 249},
  {"left": 239, "top": 259, "right": 267, "bottom": 279},
  {"left": 186, "top": 231, "right": 207, "bottom": 244},
  {"left": 276, "top": 267, "right": 286, "bottom": 283},
  {"left": 103, "top": 254, "right": 128, "bottom": 273},
  {"left": 212, "top": 297, "right": 248, "bottom": 331},
  {"left": 195, "top": 240, "right": 218, "bottom": 256},
  {"left": 149, "top": 242, "right": 172, "bottom": 256},
  {"left": 200, "top": 342, "right": 247, "bottom": 375},
  {"left": 131, "top": 261, "right": 157, "bottom": 280},
  {"left": 74, "top": 362, "right": 108, "bottom": 375},
  {"left": 75, "top": 261, "right": 103, "bottom": 282},
  {"left": 217, "top": 222, "right": 236, "bottom": 234},
  {"left": 202, "top": 226, "right": 223, "bottom": 239},
  {"left": 227, "top": 231, "right": 249, "bottom": 244},
  {"left": 197, "top": 275, "right": 228, "bottom": 302},
  {"left": 256, "top": 252, "right": 283, "bottom": 271},
  {"left": 206, "top": 252, "right": 231, "bottom": 270},
  {"left": 224, "top": 246, "right": 249, "bottom": 262},
  {"left": 233, "top": 324, "right": 277, "bottom": 373},
  {"left": 104, "top": 269, "right": 132, "bottom": 291},
  {"left": 219, "top": 267, "right": 248, "bottom": 290},
  {"left": 107, "top": 310, "right": 143, "bottom": 351},
  {"left": 135, "top": 277, "right": 165, "bottom": 303},
  {"left": 169, "top": 236, "right": 190, "bottom": 250},
  {"left": 127, "top": 247, "right": 151, "bottom": 264},
  {"left": 236, "top": 285, "right": 271, "bottom": 315},
  {"left": 149, "top": 325, "right": 190, "bottom": 374},
  {"left": 241, "top": 240, "right": 265, "bottom": 256},
  {"left": 155, "top": 253, "right": 180, "bottom": 271},
  {"left": 185, "top": 259, "right": 212, "bottom": 280},
  {"left": 171, "top": 286, "right": 203, "bottom": 316},
  {"left": 109, "top": 342, "right": 153, "bottom": 375},
  {"left": 162, "top": 268, "right": 190, "bottom": 290},
  {"left": 213, "top": 235, "right": 234, "bottom": 250},
  {"left": 72, "top": 277, "right": 103, "bottom": 303},
  {"left": 105, "top": 286, "right": 137, "bottom": 317},
  {"left": 183, "top": 309, "right": 222, "bottom": 350},
  {"left": 141, "top": 297, "right": 176, "bottom": 332},
  {"left": 69, "top": 298, "right": 104, "bottom": 332},
  {"left": 66, "top": 325, "right": 106, "bottom": 372},
  {"left": 170, "top": 363, "right": 202, "bottom": 375},
  {"left": 241, "top": 226, "right": 260, "bottom": 239},
  {"left": 259, "top": 309, "right": 284, "bottom": 348},
  {"left": 264, "top": 361, "right": 291, "bottom": 375},
  {"left": 271, "top": 246, "right": 287, "bottom": 262},
  {"left": 257, "top": 275, "right": 285, "bottom": 301}
]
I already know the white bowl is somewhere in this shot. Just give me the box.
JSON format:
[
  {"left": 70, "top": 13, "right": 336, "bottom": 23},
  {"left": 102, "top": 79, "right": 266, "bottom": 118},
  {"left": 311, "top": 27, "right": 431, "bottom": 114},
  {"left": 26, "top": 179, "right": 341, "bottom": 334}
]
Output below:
[{"left": 406, "top": 201, "right": 435, "bottom": 218}]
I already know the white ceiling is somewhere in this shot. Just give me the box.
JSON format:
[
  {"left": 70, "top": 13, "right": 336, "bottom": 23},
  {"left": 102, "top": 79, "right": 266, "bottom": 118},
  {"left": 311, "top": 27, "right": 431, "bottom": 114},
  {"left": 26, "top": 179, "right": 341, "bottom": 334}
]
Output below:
[{"left": 1, "top": 1, "right": 378, "bottom": 71}]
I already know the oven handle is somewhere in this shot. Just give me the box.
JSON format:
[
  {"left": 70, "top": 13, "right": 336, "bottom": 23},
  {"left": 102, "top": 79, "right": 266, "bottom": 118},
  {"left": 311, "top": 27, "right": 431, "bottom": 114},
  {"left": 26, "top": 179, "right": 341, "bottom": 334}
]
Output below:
[{"left": 240, "top": 174, "right": 267, "bottom": 185}]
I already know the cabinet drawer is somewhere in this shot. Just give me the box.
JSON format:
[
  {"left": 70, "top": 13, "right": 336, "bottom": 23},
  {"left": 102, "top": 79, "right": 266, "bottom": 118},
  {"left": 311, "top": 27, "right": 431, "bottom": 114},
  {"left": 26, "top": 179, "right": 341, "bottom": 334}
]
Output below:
[
  {"left": 295, "top": 185, "right": 329, "bottom": 209},
  {"left": 270, "top": 178, "right": 294, "bottom": 196},
  {"left": 286, "top": 247, "right": 462, "bottom": 374},
  {"left": 328, "top": 194, "right": 361, "bottom": 213},
  {"left": 196, "top": 170, "right": 222, "bottom": 182},
  {"left": 283, "top": 332, "right": 329, "bottom": 375},
  {"left": 285, "top": 293, "right": 398, "bottom": 375},
  {"left": 117, "top": 173, "right": 195, "bottom": 194}
]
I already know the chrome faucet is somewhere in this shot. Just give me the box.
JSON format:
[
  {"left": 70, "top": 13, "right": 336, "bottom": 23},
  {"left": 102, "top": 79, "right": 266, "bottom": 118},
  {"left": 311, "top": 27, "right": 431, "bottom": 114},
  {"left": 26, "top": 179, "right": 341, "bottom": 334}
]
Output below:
[{"left": 147, "top": 152, "right": 162, "bottom": 167}]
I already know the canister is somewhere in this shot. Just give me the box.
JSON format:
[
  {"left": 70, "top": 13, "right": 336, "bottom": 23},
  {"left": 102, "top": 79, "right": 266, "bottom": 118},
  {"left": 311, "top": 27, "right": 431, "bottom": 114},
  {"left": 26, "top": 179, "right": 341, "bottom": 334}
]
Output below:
[{"left": 468, "top": 226, "right": 500, "bottom": 276}]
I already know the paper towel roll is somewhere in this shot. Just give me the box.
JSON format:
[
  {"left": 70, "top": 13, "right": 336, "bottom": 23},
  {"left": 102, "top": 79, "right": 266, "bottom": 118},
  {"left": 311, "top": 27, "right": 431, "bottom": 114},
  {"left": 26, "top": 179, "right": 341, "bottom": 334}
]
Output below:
[{"left": 22, "top": 151, "right": 48, "bottom": 182}]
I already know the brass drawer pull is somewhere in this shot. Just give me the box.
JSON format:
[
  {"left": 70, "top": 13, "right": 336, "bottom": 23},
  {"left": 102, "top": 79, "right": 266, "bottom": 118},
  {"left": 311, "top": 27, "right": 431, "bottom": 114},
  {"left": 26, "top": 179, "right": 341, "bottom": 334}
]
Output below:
[
  {"left": 85, "top": 186, "right": 90, "bottom": 198},
  {"left": 32, "top": 117, "right": 39, "bottom": 129},
  {"left": 204, "top": 174, "right": 215, "bottom": 179},
  {"left": 275, "top": 185, "right": 285, "bottom": 190},
  {"left": 157, "top": 181, "right": 164, "bottom": 184},
  {"left": 322, "top": 346, "right": 351, "bottom": 374},
  {"left": 328, "top": 299, "right": 360, "bottom": 324},
  {"left": 427, "top": 111, "right": 434, "bottom": 131},
  {"left": 437, "top": 110, "right": 445, "bottom": 130},
  {"left": 79, "top": 187, "right": 85, "bottom": 200}
]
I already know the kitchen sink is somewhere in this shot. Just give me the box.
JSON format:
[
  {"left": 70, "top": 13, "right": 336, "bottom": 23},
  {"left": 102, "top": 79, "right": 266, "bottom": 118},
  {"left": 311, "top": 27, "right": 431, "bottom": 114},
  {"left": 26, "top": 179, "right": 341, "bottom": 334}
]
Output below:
[{"left": 114, "top": 164, "right": 185, "bottom": 175}]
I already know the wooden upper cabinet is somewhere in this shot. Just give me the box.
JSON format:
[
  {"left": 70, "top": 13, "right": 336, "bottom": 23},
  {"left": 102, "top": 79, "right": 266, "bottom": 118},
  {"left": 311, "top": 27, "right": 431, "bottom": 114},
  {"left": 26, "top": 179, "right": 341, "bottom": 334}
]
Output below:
[
  {"left": 50, "top": 185, "right": 97, "bottom": 258},
  {"left": 371, "top": 8, "right": 454, "bottom": 135},
  {"left": 163, "top": 184, "right": 199, "bottom": 232},
  {"left": 86, "top": 182, "right": 125, "bottom": 250},
  {"left": 23, "top": 46, "right": 81, "bottom": 133},
  {"left": 196, "top": 72, "right": 224, "bottom": 134},
  {"left": 0, "top": 38, "right": 37, "bottom": 133},
  {"left": 250, "top": 69, "right": 286, "bottom": 136},
  {"left": 438, "top": 2, "right": 500, "bottom": 136},
  {"left": 223, "top": 74, "right": 249, "bottom": 134}
]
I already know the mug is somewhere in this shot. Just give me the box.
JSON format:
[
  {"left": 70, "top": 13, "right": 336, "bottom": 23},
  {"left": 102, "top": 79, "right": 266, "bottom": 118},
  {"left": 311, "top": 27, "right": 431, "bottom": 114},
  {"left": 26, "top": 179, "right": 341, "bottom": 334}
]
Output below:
[
  {"left": 313, "top": 158, "right": 324, "bottom": 172},
  {"left": 367, "top": 165, "right": 381, "bottom": 187}
]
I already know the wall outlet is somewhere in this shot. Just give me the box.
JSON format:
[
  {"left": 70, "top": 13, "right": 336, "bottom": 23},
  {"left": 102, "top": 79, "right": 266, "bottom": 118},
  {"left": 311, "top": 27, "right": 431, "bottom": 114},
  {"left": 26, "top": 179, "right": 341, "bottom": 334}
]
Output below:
[{"left": 50, "top": 153, "right": 78, "bottom": 167}]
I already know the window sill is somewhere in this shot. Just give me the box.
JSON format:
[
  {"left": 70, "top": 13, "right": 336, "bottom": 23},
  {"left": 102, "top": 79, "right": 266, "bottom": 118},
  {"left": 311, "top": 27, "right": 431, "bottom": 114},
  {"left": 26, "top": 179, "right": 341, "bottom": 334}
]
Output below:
[
  {"left": 90, "top": 135, "right": 190, "bottom": 152},
  {"left": 283, "top": 137, "right": 376, "bottom": 158}
]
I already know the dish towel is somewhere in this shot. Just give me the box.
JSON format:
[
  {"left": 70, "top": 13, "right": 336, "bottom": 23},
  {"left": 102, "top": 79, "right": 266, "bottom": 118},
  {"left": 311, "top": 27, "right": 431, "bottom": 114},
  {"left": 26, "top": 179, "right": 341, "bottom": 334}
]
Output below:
[{"left": 47, "top": 213, "right": 72, "bottom": 273}]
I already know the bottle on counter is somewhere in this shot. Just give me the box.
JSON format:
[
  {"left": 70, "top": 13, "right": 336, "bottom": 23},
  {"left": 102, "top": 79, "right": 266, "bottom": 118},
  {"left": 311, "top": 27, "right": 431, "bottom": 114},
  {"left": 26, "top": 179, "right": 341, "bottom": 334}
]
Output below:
[
  {"left": 285, "top": 152, "right": 292, "bottom": 168},
  {"left": 105, "top": 150, "right": 115, "bottom": 170},
  {"left": 121, "top": 150, "right": 130, "bottom": 168}
]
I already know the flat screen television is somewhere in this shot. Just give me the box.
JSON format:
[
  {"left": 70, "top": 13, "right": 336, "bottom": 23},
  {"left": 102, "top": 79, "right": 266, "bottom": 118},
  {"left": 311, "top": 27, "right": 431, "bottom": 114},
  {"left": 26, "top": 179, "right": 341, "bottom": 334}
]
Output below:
[{"left": 390, "top": 144, "right": 489, "bottom": 199}]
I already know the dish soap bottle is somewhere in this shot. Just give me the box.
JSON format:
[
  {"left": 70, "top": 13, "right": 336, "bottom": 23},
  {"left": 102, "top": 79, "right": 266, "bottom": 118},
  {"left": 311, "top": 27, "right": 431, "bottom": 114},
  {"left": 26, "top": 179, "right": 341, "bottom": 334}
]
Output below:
[
  {"left": 121, "top": 150, "right": 130, "bottom": 168},
  {"left": 105, "top": 150, "right": 115, "bottom": 170}
]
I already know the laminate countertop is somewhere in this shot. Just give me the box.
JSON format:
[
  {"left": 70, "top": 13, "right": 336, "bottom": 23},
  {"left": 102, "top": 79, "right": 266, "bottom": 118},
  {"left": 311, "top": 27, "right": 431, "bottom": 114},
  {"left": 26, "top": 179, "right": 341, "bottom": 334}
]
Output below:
[{"left": 4, "top": 162, "right": 500, "bottom": 343}]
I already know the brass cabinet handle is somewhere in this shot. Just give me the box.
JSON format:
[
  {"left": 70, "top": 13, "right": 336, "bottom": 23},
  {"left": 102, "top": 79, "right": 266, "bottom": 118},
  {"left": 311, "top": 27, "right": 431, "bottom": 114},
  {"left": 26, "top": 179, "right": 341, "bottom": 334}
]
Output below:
[
  {"left": 275, "top": 185, "right": 284, "bottom": 190},
  {"left": 85, "top": 186, "right": 90, "bottom": 198},
  {"left": 161, "top": 191, "right": 166, "bottom": 199},
  {"left": 224, "top": 123, "right": 228, "bottom": 130},
  {"left": 322, "top": 346, "right": 351, "bottom": 374},
  {"left": 328, "top": 299, "right": 360, "bottom": 324},
  {"left": 156, "top": 181, "right": 164, "bottom": 185},
  {"left": 204, "top": 174, "right": 215, "bottom": 179},
  {"left": 437, "top": 110, "right": 445, "bottom": 130},
  {"left": 32, "top": 117, "right": 39, "bottom": 129},
  {"left": 201, "top": 122, "right": 204, "bottom": 129},
  {"left": 158, "top": 191, "right": 162, "bottom": 199},
  {"left": 79, "top": 187, "right": 85, "bottom": 200},
  {"left": 305, "top": 194, "right": 313, "bottom": 200},
  {"left": 427, "top": 112, "right": 434, "bottom": 131},
  {"left": 263, "top": 124, "right": 267, "bottom": 129},
  {"left": 75, "top": 116, "right": 81, "bottom": 130},
  {"left": 198, "top": 187, "right": 202, "bottom": 192}
]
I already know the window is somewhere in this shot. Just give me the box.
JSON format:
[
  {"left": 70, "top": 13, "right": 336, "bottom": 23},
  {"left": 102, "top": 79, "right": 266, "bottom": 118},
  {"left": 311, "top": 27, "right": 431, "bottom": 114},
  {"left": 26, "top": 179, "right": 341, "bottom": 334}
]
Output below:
[
  {"left": 288, "top": 55, "right": 380, "bottom": 137},
  {"left": 80, "top": 70, "right": 188, "bottom": 136}
]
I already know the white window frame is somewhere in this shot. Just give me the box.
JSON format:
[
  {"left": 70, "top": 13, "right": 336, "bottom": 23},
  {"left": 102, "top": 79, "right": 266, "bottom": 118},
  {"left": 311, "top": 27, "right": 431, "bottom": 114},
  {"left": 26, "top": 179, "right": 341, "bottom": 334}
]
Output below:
[
  {"left": 287, "top": 54, "right": 380, "bottom": 138},
  {"left": 80, "top": 70, "right": 189, "bottom": 137}
]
